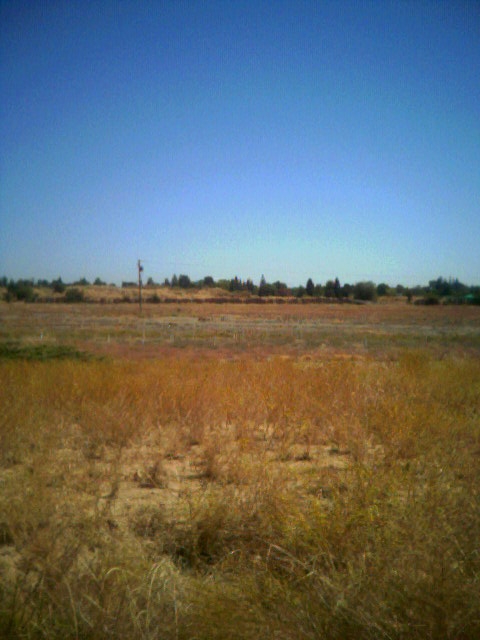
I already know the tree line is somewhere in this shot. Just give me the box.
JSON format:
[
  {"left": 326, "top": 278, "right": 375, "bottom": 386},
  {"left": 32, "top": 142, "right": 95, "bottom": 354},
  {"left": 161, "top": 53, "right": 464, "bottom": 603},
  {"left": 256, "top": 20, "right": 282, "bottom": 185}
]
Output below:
[
  {"left": 1, "top": 274, "right": 479, "bottom": 304},
  {"left": 122, "top": 274, "right": 480, "bottom": 304}
]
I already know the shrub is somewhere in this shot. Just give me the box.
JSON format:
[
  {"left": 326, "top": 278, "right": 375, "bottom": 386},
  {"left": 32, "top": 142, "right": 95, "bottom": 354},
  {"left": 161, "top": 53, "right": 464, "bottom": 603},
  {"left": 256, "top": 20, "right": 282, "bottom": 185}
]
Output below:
[
  {"left": 5, "top": 280, "right": 36, "bottom": 301},
  {"left": 353, "top": 281, "right": 377, "bottom": 301},
  {"left": 52, "top": 278, "right": 66, "bottom": 293},
  {"left": 415, "top": 292, "right": 440, "bottom": 305},
  {"left": 65, "top": 287, "right": 85, "bottom": 303}
]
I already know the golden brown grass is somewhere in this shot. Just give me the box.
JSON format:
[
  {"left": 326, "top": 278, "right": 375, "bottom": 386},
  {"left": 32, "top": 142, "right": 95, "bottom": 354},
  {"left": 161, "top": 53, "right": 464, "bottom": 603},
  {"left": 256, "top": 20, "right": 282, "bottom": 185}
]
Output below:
[{"left": 1, "top": 340, "right": 479, "bottom": 639}]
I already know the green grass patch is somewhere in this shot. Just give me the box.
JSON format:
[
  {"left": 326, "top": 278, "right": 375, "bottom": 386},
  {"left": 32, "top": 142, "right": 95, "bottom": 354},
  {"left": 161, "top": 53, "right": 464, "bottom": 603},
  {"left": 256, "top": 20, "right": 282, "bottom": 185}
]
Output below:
[{"left": 0, "top": 341, "right": 91, "bottom": 361}]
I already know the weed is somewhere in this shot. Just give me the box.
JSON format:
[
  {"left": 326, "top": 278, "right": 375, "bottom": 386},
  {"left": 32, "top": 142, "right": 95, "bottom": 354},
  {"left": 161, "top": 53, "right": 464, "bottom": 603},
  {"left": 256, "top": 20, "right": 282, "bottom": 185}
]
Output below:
[
  {"left": 0, "top": 341, "right": 91, "bottom": 361},
  {"left": 0, "top": 311, "right": 479, "bottom": 638}
]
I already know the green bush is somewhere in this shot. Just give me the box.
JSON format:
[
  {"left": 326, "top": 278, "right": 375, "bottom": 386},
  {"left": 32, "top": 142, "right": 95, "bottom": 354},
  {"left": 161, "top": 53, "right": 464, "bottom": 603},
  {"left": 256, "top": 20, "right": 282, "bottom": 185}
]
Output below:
[
  {"left": 353, "top": 281, "right": 377, "bottom": 301},
  {"left": 65, "top": 287, "right": 85, "bottom": 303},
  {"left": 5, "top": 280, "right": 36, "bottom": 301},
  {"left": 419, "top": 292, "right": 440, "bottom": 305},
  {"left": 52, "top": 278, "right": 66, "bottom": 293}
]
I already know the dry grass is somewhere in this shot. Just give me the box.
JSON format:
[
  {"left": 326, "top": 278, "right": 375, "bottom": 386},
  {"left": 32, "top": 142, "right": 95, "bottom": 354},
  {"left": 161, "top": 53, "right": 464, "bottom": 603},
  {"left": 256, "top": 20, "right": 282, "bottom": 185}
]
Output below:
[
  {"left": 1, "top": 303, "right": 479, "bottom": 638},
  {"left": 1, "top": 301, "right": 480, "bottom": 361}
]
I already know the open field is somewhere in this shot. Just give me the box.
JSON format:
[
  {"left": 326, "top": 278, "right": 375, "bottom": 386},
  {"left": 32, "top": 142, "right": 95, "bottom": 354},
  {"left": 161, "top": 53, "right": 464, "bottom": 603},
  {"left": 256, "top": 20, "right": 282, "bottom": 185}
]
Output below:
[
  {"left": 1, "top": 302, "right": 479, "bottom": 639},
  {"left": 1, "top": 300, "right": 480, "bottom": 359}
]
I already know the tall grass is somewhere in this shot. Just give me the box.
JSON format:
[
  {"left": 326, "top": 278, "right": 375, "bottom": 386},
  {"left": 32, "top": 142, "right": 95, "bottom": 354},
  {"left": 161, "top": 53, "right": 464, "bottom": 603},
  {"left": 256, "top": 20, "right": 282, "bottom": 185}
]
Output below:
[{"left": 0, "top": 352, "right": 479, "bottom": 638}]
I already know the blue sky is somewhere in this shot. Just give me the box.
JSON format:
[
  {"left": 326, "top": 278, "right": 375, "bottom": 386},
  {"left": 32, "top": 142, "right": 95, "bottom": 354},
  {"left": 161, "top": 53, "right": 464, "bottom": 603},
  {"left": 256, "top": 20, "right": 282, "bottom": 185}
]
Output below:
[{"left": 1, "top": 0, "right": 479, "bottom": 287}]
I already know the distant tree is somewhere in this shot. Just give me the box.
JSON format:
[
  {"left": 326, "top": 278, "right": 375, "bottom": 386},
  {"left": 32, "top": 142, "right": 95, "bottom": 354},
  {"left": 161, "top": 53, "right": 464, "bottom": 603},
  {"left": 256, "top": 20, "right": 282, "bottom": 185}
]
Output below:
[
  {"left": 146, "top": 277, "right": 155, "bottom": 286},
  {"left": 171, "top": 274, "right": 179, "bottom": 287},
  {"left": 260, "top": 284, "right": 275, "bottom": 296},
  {"left": 325, "top": 280, "right": 336, "bottom": 298},
  {"left": 377, "top": 283, "right": 390, "bottom": 297},
  {"left": 314, "top": 284, "right": 324, "bottom": 297},
  {"left": 334, "top": 278, "right": 341, "bottom": 298},
  {"left": 273, "top": 281, "right": 289, "bottom": 296},
  {"left": 0, "top": 276, "right": 7, "bottom": 287},
  {"left": 259, "top": 275, "right": 275, "bottom": 297},
  {"left": 94, "top": 277, "right": 106, "bottom": 286},
  {"left": 353, "top": 281, "right": 377, "bottom": 302},
  {"left": 164, "top": 278, "right": 171, "bottom": 287},
  {"left": 408, "top": 285, "right": 425, "bottom": 297},
  {"left": 294, "top": 285, "right": 306, "bottom": 298},
  {"left": 178, "top": 274, "right": 191, "bottom": 288},
  {"left": 429, "top": 277, "right": 450, "bottom": 297},
  {"left": 428, "top": 277, "right": 468, "bottom": 299},
  {"left": 306, "top": 278, "right": 315, "bottom": 296},
  {"left": 73, "top": 277, "right": 90, "bottom": 286},
  {"left": 6, "top": 279, "right": 36, "bottom": 302},
  {"left": 258, "top": 275, "right": 266, "bottom": 296},
  {"left": 450, "top": 278, "right": 468, "bottom": 295},
  {"left": 229, "top": 276, "right": 242, "bottom": 292},
  {"left": 428, "top": 277, "right": 468, "bottom": 298},
  {"left": 216, "top": 279, "right": 230, "bottom": 291},
  {"left": 203, "top": 276, "right": 215, "bottom": 287},
  {"left": 52, "top": 278, "right": 65, "bottom": 293},
  {"left": 342, "top": 283, "right": 353, "bottom": 298}
]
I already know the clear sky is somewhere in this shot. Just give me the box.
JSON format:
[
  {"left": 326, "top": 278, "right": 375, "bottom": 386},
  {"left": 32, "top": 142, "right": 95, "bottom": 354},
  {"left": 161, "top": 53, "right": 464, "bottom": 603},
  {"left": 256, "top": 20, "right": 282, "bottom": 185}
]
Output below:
[{"left": 1, "top": 0, "right": 479, "bottom": 288}]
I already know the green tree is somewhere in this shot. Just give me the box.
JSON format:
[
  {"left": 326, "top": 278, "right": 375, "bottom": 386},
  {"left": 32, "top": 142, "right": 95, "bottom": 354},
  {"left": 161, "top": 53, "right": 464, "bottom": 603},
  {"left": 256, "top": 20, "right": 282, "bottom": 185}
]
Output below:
[
  {"left": 377, "top": 283, "right": 390, "bottom": 297},
  {"left": 273, "top": 281, "right": 288, "bottom": 296},
  {"left": 325, "top": 280, "right": 335, "bottom": 298},
  {"left": 353, "top": 281, "right": 377, "bottom": 302},
  {"left": 342, "top": 283, "right": 353, "bottom": 298},
  {"left": 306, "top": 278, "right": 314, "bottom": 296},
  {"left": 216, "top": 279, "right": 230, "bottom": 291},
  {"left": 429, "top": 277, "right": 451, "bottom": 297},
  {"left": 259, "top": 275, "right": 275, "bottom": 297},
  {"left": 229, "top": 276, "right": 242, "bottom": 292},
  {"left": 6, "top": 279, "right": 36, "bottom": 302},
  {"left": 334, "top": 277, "right": 341, "bottom": 298},
  {"left": 52, "top": 278, "right": 65, "bottom": 293},
  {"left": 178, "top": 274, "right": 191, "bottom": 288}
]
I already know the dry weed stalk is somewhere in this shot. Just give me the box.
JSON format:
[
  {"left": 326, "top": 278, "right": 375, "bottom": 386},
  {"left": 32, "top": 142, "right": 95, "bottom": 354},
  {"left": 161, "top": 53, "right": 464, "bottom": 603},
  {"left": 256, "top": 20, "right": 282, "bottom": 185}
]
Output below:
[{"left": 1, "top": 351, "right": 479, "bottom": 639}]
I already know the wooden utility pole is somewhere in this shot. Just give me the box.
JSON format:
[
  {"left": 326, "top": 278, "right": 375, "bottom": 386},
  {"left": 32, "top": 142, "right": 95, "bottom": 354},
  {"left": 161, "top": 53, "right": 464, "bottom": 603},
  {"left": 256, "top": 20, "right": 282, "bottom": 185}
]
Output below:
[{"left": 138, "top": 259, "right": 143, "bottom": 313}]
